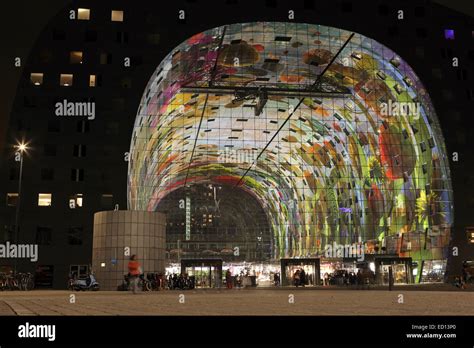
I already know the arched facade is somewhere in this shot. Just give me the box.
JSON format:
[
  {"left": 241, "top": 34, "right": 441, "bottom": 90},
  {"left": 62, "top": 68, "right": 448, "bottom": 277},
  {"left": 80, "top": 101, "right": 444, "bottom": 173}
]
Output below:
[{"left": 128, "top": 22, "right": 453, "bottom": 267}]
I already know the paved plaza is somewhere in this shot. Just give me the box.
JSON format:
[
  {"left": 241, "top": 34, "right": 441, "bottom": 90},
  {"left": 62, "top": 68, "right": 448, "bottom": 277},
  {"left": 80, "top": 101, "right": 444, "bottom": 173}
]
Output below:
[{"left": 0, "top": 288, "right": 473, "bottom": 316}]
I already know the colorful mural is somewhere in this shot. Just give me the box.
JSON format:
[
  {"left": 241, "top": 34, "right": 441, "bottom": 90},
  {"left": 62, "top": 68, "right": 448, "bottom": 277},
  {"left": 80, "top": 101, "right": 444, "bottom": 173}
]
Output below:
[{"left": 128, "top": 22, "right": 453, "bottom": 265}]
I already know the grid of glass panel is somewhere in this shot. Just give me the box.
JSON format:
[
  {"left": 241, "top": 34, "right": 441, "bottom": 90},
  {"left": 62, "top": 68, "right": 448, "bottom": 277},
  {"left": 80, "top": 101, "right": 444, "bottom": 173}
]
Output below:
[{"left": 128, "top": 22, "right": 453, "bottom": 266}]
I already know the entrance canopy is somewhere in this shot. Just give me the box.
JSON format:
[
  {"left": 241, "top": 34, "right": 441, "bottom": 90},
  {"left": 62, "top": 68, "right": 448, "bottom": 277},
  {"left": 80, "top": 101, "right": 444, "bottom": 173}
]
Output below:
[{"left": 128, "top": 22, "right": 453, "bottom": 262}]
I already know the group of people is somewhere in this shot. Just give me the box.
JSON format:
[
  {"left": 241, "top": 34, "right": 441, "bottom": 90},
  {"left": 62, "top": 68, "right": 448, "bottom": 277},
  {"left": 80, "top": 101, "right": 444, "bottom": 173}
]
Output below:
[
  {"left": 322, "top": 269, "right": 375, "bottom": 286},
  {"left": 292, "top": 269, "right": 307, "bottom": 287},
  {"left": 454, "top": 262, "right": 472, "bottom": 289},
  {"left": 167, "top": 273, "right": 195, "bottom": 290},
  {"left": 225, "top": 270, "right": 257, "bottom": 288}
]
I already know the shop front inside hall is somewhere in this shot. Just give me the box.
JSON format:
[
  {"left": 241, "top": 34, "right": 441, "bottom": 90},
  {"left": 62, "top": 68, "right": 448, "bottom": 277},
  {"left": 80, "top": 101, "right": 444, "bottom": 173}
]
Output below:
[{"left": 280, "top": 258, "right": 320, "bottom": 286}]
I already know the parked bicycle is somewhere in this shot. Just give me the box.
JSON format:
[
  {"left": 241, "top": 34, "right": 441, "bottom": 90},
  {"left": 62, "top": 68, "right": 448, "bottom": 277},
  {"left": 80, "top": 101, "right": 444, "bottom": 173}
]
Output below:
[
  {"left": 17, "top": 273, "right": 35, "bottom": 291},
  {"left": 119, "top": 273, "right": 152, "bottom": 291},
  {"left": 0, "top": 272, "right": 34, "bottom": 291}
]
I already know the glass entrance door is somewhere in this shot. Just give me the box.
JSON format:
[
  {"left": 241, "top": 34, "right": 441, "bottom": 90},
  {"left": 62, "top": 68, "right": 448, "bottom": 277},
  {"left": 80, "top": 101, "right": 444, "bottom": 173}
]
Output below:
[
  {"left": 283, "top": 262, "right": 318, "bottom": 286},
  {"left": 181, "top": 259, "right": 223, "bottom": 288},
  {"left": 379, "top": 263, "right": 408, "bottom": 285}
]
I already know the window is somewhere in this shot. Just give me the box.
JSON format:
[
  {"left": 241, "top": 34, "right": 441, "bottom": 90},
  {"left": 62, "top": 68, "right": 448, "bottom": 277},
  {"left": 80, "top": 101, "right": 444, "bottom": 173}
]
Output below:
[
  {"left": 111, "top": 10, "right": 124, "bottom": 22},
  {"left": 457, "top": 69, "right": 468, "bottom": 81},
  {"left": 442, "top": 89, "right": 453, "bottom": 101},
  {"left": 41, "top": 168, "right": 55, "bottom": 181},
  {"left": 444, "top": 29, "right": 455, "bottom": 40},
  {"left": 71, "top": 169, "right": 84, "bottom": 182},
  {"left": 60, "top": 74, "right": 73, "bottom": 86},
  {"left": 52, "top": 29, "right": 66, "bottom": 40},
  {"left": 23, "top": 96, "right": 37, "bottom": 107},
  {"left": 432, "top": 68, "right": 443, "bottom": 80},
  {"left": 17, "top": 119, "right": 30, "bottom": 131},
  {"left": 100, "top": 194, "right": 114, "bottom": 209},
  {"left": 77, "top": 8, "right": 90, "bottom": 20},
  {"left": 147, "top": 33, "right": 160, "bottom": 45},
  {"left": 68, "top": 227, "right": 83, "bottom": 245},
  {"left": 100, "top": 53, "right": 112, "bottom": 65},
  {"left": 73, "top": 144, "right": 87, "bottom": 157},
  {"left": 77, "top": 120, "right": 90, "bottom": 133},
  {"left": 38, "top": 193, "right": 52, "bottom": 207},
  {"left": 103, "top": 145, "right": 115, "bottom": 157},
  {"left": 116, "top": 31, "right": 129, "bottom": 43},
  {"left": 6, "top": 193, "right": 18, "bottom": 207},
  {"left": 69, "top": 265, "right": 89, "bottom": 278},
  {"left": 0, "top": 226, "right": 14, "bottom": 243},
  {"left": 416, "top": 28, "right": 427, "bottom": 38},
  {"left": 43, "top": 144, "right": 57, "bottom": 157},
  {"left": 101, "top": 171, "right": 112, "bottom": 182},
  {"left": 111, "top": 98, "right": 125, "bottom": 111},
  {"left": 468, "top": 227, "right": 474, "bottom": 244},
  {"left": 69, "top": 194, "right": 83, "bottom": 209},
  {"left": 121, "top": 77, "right": 132, "bottom": 88},
  {"left": 48, "top": 119, "right": 61, "bottom": 132},
  {"left": 89, "top": 75, "right": 96, "bottom": 87},
  {"left": 9, "top": 168, "right": 19, "bottom": 180},
  {"left": 70, "top": 51, "right": 83, "bottom": 64},
  {"left": 39, "top": 49, "right": 53, "bottom": 64},
  {"left": 30, "top": 73, "right": 43, "bottom": 86},
  {"left": 84, "top": 30, "right": 97, "bottom": 42},
  {"left": 105, "top": 121, "right": 120, "bottom": 135},
  {"left": 414, "top": 6, "right": 425, "bottom": 17},
  {"left": 36, "top": 227, "right": 52, "bottom": 245},
  {"left": 415, "top": 46, "right": 424, "bottom": 59}
]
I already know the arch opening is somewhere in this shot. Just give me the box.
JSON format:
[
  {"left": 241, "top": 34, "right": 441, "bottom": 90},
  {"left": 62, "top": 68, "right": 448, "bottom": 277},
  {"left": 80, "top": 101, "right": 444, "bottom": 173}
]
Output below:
[{"left": 128, "top": 22, "right": 453, "bottom": 278}]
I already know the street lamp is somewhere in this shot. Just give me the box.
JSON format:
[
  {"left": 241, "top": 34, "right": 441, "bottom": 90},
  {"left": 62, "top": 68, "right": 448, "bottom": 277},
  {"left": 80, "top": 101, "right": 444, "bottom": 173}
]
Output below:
[{"left": 14, "top": 142, "right": 28, "bottom": 273}]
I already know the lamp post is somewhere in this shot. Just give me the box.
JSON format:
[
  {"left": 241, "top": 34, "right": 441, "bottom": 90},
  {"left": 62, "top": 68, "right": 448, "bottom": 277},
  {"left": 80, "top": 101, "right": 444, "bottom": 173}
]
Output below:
[{"left": 14, "top": 143, "right": 27, "bottom": 273}]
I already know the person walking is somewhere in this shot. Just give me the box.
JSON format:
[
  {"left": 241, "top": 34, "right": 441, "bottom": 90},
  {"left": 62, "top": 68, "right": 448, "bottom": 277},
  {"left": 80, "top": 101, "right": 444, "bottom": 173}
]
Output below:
[
  {"left": 225, "top": 270, "right": 231, "bottom": 289},
  {"left": 127, "top": 254, "right": 141, "bottom": 294},
  {"left": 225, "top": 269, "right": 233, "bottom": 289},
  {"left": 274, "top": 272, "right": 280, "bottom": 287},
  {"left": 293, "top": 270, "right": 301, "bottom": 287},
  {"left": 356, "top": 270, "right": 363, "bottom": 289},
  {"left": 388, "top": 266, "right": 394, "bottom": 291},
  {"left": 300, "top": 269, "right": 306, "bottom": 287}
]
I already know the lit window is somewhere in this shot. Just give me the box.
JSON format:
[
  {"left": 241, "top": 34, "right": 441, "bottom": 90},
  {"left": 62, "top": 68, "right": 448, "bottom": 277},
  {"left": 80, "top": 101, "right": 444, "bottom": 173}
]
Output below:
[
  {"left": 100, "top": 53, "right": 112, "bottom": 65},
  {"left": 30, "top": 73, "right": 43, "bottom": 86},
  {"left": 89, "top": 74, "right": 96, "bottom": 87},
  {"left": 444, "top": 29, "right": 455, "bottom": 40},
  {"left": 111, "top": 10, "right": 124, "bottom": 22},
  {"left": 38, "top": 193, "right": 52, "bottom": 207},
  {"left": 60, "top": 74, "right": 73, "bottom": 86},
  {"left": 467, "top": 227, "right": 474, "bottom": 244},
  {"left": 78, "top": 8, "right": 90, "bottom": 20},
  {"left": 69, "top": 194, "right": 83, "bottom": 209},
  {"left": 6, "top": 193, "right": 18, "bottom": 207},
  {"left": 70, "top": 51, "right": 83, "bottom": 64}
]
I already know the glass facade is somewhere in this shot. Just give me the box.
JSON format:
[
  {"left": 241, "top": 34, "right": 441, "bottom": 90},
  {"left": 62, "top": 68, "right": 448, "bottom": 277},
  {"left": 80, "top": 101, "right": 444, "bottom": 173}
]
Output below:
[{"left": 128, "top": 23, "right": 453, "bottom": 275}]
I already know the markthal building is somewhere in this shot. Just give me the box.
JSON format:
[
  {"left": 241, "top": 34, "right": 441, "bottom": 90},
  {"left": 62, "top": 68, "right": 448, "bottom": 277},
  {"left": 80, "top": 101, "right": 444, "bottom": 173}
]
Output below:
[{"left": 128, "top": 22, "right": 453, "bottom": 286}]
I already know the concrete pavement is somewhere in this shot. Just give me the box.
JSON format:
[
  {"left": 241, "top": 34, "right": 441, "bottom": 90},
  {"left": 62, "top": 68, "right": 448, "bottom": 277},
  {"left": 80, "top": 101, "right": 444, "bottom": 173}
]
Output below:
[{"left": 0, "top": 289, "right": 473, "bottom": 315}]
